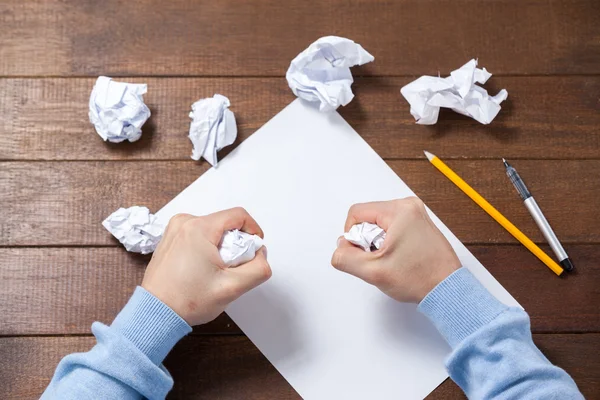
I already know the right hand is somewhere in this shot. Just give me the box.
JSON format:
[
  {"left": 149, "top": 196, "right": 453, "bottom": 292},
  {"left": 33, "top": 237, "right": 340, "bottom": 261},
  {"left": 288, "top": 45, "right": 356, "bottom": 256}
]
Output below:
[
  {"left": 331, "top": 198, "right": 461, "bottom": 303},
  {"left": 142, "top": 208, "right": 272, "bottom": 326}
]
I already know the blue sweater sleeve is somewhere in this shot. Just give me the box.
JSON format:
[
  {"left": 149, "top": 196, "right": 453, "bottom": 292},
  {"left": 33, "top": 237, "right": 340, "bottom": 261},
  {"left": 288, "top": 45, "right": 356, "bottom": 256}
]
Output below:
[
  {"left": 419, "top": 268, "right": 583, "bottom": 399},
  {"left": 41, "top": 287, "right": 192, "bottom": 400}
]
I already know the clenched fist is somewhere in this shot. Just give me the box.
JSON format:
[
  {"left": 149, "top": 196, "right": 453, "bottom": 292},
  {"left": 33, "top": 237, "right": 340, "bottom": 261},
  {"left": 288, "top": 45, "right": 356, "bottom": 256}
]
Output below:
[
  {"left": 332, "top": 198, "right": 461, "bottom": 303},
  {"left": 142, "top": 208, "right": 271, "bottom": 326}
]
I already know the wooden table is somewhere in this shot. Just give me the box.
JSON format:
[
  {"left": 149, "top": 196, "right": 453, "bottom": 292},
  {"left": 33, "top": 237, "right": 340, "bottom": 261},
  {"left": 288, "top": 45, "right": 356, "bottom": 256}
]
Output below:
[{"left": 1, "top": 1, "right": 599, "bottom": 398}]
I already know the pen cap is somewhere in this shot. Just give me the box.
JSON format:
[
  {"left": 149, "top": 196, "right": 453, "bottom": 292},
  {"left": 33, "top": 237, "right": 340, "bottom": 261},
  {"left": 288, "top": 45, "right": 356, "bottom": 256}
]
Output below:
[
  {"left": 560, "top": 258, "right": 574, "bottom": 272},
  {"left": 504, "top": 160, "right": 531, "bottom": 200}
]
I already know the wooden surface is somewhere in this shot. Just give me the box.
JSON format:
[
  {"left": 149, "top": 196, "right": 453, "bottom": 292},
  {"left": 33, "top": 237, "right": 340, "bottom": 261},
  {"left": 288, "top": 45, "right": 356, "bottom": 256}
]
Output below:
[
  {"left": 0, "top": 0, "right": 599, "bottom": 399},
  {"left": 1, "top": 0, "right": 600, "bottom": 76}
]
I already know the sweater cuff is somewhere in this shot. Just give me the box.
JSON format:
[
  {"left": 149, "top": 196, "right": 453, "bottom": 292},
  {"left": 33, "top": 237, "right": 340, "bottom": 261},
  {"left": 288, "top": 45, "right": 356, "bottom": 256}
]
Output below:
[
  {"left": 111, "top": 286, "right": 192, "bottom": 365},
  {"left": 418, "top": 267, "right": 508, "bottom": 348}
]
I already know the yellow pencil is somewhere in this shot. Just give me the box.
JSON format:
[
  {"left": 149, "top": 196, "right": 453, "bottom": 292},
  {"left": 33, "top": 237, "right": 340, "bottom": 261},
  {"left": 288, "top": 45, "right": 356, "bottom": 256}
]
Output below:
[{"left": 424, "top": 151, "right": 563, "bottom": 276}]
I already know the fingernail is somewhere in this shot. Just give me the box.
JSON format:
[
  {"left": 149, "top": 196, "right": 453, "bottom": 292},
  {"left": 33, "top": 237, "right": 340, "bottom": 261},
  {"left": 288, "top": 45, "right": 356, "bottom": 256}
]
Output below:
[
  {"left": 336, "top": 237, "right": 342, "bottom": 248},
  {"left": 261, "top": 246, "right": 268, "bottom": 259}
]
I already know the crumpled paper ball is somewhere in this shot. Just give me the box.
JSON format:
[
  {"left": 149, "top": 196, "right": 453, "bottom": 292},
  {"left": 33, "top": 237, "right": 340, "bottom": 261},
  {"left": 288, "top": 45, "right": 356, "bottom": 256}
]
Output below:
[
  {"left": 286, "top": 36, "right": 374, "bottom": 112},
  {"left": 219, "top": 229, "right": 264, "bottom": 267},
  {"left": 102, "top": 206, "right": 163, "bottom": 254},
  {"left": 89, "top": 76, "right": 151, "bottom": 143},
  {"left": 344, "top": 222, "right": 386, "bottom": 252},
  {"left": 400, "top": 59, "right": 508, "bottom": 125},
  {"left": 188, "top": 94, "right": 237, "bottom": 166}
]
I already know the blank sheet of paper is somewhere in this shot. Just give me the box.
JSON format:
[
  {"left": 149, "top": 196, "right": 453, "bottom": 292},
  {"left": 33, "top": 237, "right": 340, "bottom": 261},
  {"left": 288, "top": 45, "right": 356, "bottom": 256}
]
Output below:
[{"left": 156, "top": 99, "right": 519, "bottom": 399}]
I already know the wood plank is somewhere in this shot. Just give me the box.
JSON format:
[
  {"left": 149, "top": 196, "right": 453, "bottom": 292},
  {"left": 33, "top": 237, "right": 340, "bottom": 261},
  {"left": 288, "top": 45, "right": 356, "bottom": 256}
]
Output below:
[
  {"left": 1, "top": 334, "right": 597, "bottom": 399},
  {"left": 1, "top": 0, "right": 599, "bottom": 77},
  {"left": 1, "top": 76, "right": 599, "bottom": 160},
  {"left": 1, "top": 160, "right": 598, "bottom": 246},
  {"left": 0, "top": 247, "right": 237, "bottom": 336},
  {"left": 0, "top": 246, "right": 598, "bottom": 336}
]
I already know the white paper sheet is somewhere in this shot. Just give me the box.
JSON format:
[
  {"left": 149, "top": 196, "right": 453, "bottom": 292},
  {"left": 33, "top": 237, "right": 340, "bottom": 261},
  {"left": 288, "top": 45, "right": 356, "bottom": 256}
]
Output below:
[{"left": 156, "top": 99, "right": 519, "bottom": 399}]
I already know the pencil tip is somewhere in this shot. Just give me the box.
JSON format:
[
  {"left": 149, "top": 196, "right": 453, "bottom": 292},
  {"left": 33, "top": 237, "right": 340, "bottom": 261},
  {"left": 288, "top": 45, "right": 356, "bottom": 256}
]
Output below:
[{"left": 423, "top": 150, "right": 435, "bottom": 161}]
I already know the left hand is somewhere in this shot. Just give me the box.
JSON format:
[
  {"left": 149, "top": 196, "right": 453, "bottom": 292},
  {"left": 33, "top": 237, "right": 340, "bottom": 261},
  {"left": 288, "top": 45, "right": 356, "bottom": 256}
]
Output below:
[{"left": 142, "top": 208, "right": 271, "bottom": 326}]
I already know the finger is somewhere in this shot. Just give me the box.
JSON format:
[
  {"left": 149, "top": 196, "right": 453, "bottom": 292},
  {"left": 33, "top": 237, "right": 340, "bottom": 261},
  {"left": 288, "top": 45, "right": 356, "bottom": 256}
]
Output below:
[
  {"left": 203, "top": 207, "right": 264, "bottom": 245},
  {"left": 228, "top": 247, "right": 272, "bottom": 294},
  {"left": 344, "top": 201, "right": 396, "bottom": 232},
  {"left": 331, "top": 238, "right": 379, "bottom": 284}
]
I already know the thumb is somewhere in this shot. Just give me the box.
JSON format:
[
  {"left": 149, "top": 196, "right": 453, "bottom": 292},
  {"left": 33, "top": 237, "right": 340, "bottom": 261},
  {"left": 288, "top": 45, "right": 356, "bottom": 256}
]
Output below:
[
  {"left": 229, "top": 247, "right": 272, "bottom": 293},
  {"left": 331, "top": 237, "right": 378, "bottom": 284}
]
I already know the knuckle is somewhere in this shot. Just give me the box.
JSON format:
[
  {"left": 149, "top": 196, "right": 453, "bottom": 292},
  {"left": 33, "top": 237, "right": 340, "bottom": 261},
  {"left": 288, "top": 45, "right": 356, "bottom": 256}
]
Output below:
[
  {"left": 169, "top": 213, "right": 195, "bottom": 228},
  {"left": 231, "top": 206, "right": 248, "bottom": 217},
  {"left": 348, "top": 203, "right": 360, "bottom": 216},
  {"left": 165, "top": 213, "right": 189, "bottom": 236},
  {"left": 169, "top": 213, "right": 188, "bottom": 228},
  {"left": 402, "top": 197, "right": 425, "bottom": 215},
  {"left": 180, "top": 217, "right": 205, "bottom": 239},
  {"left": 409, "top": 196, "right": 425, "bottom": 207}
]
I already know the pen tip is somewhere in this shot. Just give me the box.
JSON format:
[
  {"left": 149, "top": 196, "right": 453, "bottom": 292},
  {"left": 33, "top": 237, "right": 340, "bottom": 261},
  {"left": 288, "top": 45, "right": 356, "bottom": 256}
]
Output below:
[
  {"left": 502, "top": 158, "right": 510, "bottom": 168},
  {"left": 423, "top": 150, "right": 435, "bottom": 161}
]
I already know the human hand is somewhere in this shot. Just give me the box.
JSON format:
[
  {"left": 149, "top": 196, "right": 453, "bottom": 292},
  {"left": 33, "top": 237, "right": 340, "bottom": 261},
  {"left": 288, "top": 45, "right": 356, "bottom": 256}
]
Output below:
[
  {"left": 331, "top": 198, "right": 460, "bottom": 303},
  {"left": 142, "top": 208, "right": 272, "bottom": 326}
]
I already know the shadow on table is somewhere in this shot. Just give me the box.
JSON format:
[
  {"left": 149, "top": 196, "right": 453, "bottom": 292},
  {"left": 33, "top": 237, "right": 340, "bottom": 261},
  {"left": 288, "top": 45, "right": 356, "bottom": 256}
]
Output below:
[{"left": 423, "top": 83, "right": 521, "bottom": 144}]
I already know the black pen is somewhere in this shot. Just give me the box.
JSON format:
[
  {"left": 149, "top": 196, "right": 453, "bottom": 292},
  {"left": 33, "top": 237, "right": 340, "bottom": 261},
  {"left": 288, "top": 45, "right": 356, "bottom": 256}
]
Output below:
[{"left": 503, "top": 159, "right": 574, "bottom": 272}]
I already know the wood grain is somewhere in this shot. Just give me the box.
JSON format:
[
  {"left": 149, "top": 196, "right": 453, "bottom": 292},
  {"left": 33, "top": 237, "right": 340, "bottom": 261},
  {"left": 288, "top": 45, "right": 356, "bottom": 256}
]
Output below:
[
  {"left": 0, "top": 246, "right": 598, "bottom": 336},
  {"left": 1, "top": 76, "right": 599, "bottom": 160},
  {"left": 1, "top": 0, "right": 599, "bottom": 399},
  {"left": 1, "top": 160, "right": 598, "bottom": 246},
  {"left": 1, "top": 334, "right": 598, "bottom": 399},
  {"left": 1, "top": 0, "right": 599, "bottom": 77},
  {"left": 0, "top": 247, "right": 237, "bottom": 335}
]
